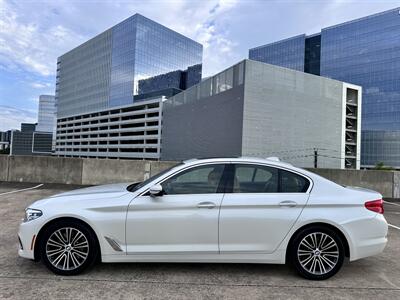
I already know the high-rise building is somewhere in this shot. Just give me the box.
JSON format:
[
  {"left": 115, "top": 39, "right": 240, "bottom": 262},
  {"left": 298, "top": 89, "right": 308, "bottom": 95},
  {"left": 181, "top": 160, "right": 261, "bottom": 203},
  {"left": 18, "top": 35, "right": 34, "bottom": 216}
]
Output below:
[
  {"left": 162, "top": 60, "right": 362, "bottom": 169},
  {"left": 36, "top": 95, "right": 56, "bottom": 133},
  {"left": 55, "top": 13, "right": 203, "bottom": 119},
  {"left": 249, "top": 7, "right": 400, "bottom": 168}
]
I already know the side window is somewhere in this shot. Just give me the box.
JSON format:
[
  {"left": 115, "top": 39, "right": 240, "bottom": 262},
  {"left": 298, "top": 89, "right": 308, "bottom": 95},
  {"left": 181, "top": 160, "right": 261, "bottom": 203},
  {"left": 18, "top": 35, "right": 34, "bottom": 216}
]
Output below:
[
  {"left": 233, "top": 165, "right": 278, "bottom": 193},
  {"left": 161, "top": 164, "right": 225, "bottom": 195},
  {"left": 280, "top": 170, "right": 310, "bottom": 193}
]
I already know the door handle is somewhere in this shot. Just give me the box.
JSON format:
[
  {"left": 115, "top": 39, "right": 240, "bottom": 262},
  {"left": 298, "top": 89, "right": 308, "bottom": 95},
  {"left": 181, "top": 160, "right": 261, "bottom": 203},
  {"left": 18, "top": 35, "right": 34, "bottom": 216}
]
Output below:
[
  {"left": 197, "top": 202, "right": 216, "bottom": 209},
  {"left": 279, "top": 200, "right": 297, "bottom": 208}
]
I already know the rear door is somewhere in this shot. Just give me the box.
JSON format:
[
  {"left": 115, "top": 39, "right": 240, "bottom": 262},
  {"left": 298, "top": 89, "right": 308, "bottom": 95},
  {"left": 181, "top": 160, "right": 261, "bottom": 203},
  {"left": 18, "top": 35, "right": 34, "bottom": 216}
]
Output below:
[{"left": 219, "top": 164, "right": 311, "bottom": 254}]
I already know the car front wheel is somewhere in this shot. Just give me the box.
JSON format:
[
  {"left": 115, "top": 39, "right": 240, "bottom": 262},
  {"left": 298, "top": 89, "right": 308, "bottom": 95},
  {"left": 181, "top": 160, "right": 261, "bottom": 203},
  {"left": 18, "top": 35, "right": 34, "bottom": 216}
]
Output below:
[
  {"left": 40, "top": 220, "right": 98, "bottom": 275},
  {"left": 290, "top": 226, "right": 345, "bottom": 280}
]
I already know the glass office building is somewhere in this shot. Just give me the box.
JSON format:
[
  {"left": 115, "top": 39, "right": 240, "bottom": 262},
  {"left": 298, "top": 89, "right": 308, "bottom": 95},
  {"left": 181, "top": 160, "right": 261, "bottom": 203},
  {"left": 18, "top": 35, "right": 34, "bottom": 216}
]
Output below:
[
  {"left": 36, "top": 95, "right": 56, "bottom": 133},
  {"left": 249, "top": 7, "right": 400, "bottom": 167},
  {"left": 249, "top": 35, "right": 306, "bottom": 72},
  {"left": 56, "top": 14, "right": 203, "bottom": 118}
]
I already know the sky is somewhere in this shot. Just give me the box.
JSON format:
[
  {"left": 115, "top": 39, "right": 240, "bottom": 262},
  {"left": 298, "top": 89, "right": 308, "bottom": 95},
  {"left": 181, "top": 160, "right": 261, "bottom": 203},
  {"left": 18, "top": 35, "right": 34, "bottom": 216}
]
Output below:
[{"left": 0, "top": 0, "right": 399, "bottom": 131}]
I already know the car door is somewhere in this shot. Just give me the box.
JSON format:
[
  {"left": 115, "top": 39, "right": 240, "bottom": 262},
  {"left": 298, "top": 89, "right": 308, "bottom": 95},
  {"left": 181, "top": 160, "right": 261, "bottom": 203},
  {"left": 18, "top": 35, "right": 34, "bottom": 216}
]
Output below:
[
  {"left": 219, "top": 163, "right": 311, "bottom": 254},
  {"left": 126, "top": 163, "right": 227, "bottom": 254}
]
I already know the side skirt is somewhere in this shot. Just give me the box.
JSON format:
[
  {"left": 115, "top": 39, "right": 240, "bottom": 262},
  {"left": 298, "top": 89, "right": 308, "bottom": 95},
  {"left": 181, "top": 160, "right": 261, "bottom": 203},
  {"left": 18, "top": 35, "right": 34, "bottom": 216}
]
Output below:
[{"left": 101, "top": 249, "right": 286, "bottom": 264}]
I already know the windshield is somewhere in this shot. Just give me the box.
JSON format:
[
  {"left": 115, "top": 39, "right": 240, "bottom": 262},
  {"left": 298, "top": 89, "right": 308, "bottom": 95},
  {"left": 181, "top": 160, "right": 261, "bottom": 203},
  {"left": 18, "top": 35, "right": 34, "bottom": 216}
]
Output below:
[{"left": 127, "top": 163, "right": 183, "bottom": 192}]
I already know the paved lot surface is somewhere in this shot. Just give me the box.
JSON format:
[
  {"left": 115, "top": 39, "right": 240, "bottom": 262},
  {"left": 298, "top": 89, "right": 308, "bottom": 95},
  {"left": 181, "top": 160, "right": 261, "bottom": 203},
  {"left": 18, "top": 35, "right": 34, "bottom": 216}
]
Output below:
[{"left": 0, "top": 182, "right": 399, "bottom": 299}]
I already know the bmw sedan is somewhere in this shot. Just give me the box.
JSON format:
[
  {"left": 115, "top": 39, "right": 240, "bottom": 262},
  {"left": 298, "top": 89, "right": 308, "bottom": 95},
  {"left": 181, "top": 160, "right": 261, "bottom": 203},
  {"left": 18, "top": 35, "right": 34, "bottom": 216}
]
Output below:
[{"left": 18, "top": 157, "right": 388, "bottom": 280}]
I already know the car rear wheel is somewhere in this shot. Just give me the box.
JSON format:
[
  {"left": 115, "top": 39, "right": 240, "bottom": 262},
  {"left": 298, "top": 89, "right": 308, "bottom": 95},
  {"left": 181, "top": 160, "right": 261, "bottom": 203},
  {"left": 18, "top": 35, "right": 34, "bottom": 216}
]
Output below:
[
  {"left": 290, "top": 226, "right": 345, "bottom": 280},
  {"left": 40, "top": 220, "right": 98, "bottom": 275}
]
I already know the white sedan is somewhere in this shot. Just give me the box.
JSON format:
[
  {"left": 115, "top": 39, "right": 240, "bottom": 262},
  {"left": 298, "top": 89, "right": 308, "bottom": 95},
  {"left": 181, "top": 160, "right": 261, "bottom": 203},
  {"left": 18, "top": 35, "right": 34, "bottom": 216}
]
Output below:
[{"left": 18, "top": 157, "right": 388, "bottom": 280}]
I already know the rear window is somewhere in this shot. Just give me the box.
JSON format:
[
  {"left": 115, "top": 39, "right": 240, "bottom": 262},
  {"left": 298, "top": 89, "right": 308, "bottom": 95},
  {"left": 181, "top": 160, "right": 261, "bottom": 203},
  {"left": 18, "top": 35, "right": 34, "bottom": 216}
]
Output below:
[{"left": 280, "top": 170, "right": 310, "bottom": 193}]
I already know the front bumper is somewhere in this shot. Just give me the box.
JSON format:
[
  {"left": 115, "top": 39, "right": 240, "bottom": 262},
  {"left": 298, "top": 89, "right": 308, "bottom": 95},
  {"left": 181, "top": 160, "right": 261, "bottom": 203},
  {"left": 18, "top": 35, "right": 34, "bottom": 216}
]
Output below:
[{"left": 18, "top": 219, "right": 41, "bottom": 260}]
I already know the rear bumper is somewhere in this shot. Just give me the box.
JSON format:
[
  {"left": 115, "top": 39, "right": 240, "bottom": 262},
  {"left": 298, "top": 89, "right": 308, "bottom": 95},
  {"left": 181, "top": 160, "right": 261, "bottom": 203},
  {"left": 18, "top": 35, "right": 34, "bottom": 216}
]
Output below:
[{"left": 348, "top": 214, "right": 388, "bottom": 261}]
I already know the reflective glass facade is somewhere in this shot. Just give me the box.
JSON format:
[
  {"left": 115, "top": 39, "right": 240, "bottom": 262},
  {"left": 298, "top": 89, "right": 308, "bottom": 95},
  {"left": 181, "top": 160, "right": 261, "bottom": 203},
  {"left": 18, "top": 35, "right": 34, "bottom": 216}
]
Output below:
[
  {"left": 321, "top": 8, "right": 400, "bottom": 167},
  {"left": 249, "top": 35, "right": 306, "bottom": 71},
  {"left": 57, "top": 14, "right": 203, "bottom": 118},
  {"left": 249, "top": 8, "right": 400, "bottom": 167},
  {"left": 36, "top": 95, "right": 56, "bottom": 132}
]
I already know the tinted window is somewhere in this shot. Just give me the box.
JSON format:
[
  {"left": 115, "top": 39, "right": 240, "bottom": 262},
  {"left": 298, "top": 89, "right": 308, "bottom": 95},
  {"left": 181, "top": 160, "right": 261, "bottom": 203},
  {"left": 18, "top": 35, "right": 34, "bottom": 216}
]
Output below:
[
  {"left": 161, "top": 164, "right": 225, "bottom": 195},
  {"left": 280, "top": 170, "right": 310, "bottom": 193},
  {"left": 233, "top": 165, "right": 278, "bottom": 193}
]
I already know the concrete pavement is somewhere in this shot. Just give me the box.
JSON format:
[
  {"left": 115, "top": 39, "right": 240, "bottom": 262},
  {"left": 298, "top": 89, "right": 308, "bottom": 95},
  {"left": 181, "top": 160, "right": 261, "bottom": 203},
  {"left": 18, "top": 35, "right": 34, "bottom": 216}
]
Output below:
[{"left": 0, "top": 182, "right": 399, "bottom": 299}]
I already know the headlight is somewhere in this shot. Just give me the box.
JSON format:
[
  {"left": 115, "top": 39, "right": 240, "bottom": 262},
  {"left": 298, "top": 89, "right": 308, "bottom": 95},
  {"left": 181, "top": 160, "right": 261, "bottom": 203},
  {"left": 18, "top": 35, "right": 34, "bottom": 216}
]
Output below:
[{"left": 24, "top": 208, "right": 42, "bottom": 222}]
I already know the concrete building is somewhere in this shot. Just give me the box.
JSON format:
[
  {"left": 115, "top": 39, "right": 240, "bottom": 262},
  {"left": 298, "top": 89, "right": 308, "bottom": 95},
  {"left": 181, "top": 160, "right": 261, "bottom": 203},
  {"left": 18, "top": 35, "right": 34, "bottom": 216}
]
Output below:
[
  {"left": 55, "top": 97, "right": 163, "bottom": 159},
  {"left": 249, "top": 7, "right": 400, "bottom": 168},
  {"left": 55, "top": 13, "right": 202, "bottom": 119},
  {"left": 161, "top": 60, "right": 362, "bottom": 169},
  {"left": 10, "top": 123, "right": 52, "bottom": 156}
]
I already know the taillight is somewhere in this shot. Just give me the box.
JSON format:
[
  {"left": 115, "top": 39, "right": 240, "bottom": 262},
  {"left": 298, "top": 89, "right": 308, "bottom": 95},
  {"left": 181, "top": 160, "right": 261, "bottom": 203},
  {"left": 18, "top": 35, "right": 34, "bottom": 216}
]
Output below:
[{"left": 365, "top": 199, "right": 384, "bottom": 214}]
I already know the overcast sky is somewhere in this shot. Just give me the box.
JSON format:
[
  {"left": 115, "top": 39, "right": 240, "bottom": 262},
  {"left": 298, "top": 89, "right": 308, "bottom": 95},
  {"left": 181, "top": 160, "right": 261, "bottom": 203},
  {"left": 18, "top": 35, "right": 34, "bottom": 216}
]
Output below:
[{"left": 0, "top": 0, "right": 399, "bottom": 130}]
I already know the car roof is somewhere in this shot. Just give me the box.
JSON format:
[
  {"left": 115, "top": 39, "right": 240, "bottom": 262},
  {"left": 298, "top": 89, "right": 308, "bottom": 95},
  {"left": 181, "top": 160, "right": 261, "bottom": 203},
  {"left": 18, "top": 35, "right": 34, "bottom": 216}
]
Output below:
[{"left": 182, "top": 157, "right": 294, "bottom": 168}]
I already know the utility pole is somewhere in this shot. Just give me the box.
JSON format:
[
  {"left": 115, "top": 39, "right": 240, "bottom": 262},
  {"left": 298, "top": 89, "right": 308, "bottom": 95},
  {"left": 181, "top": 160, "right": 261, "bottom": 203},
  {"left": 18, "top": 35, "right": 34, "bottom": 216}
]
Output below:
[{"left": 314, "top": 148, "right": 318, "bottom": 168}]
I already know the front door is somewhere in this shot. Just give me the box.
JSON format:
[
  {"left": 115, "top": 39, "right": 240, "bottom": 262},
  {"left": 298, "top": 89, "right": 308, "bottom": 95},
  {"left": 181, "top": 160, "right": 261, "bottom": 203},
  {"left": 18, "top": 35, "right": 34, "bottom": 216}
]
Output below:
[{"left": 126, "top": 164, "right": 226, "bottom": 254}]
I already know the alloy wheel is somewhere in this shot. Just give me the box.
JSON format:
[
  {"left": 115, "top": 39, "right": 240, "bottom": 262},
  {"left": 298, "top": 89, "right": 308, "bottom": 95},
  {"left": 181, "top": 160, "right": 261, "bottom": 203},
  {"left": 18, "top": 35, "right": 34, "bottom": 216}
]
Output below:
[
  {"left": 297, "top": 232, "right": 339, "bottom": 275},
  {"left": 45, "top": 227, "right": 90, "bottom": 271}
]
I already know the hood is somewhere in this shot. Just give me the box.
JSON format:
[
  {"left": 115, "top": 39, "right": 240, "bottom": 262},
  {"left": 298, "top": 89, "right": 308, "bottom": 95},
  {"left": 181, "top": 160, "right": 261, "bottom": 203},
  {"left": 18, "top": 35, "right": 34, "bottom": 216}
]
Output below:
[{"left": 49, "top": 182, "right": 131, "bottom": 198}]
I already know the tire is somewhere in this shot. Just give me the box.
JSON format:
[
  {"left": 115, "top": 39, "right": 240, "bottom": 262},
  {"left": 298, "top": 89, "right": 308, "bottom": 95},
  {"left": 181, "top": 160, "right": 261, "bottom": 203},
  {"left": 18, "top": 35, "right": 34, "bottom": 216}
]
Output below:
[
  {"left": 40, "top": 220, "right": 99, "bottom": 275},
  {"left": 290, "top": 226, "right": 345, "bottom": 280}
]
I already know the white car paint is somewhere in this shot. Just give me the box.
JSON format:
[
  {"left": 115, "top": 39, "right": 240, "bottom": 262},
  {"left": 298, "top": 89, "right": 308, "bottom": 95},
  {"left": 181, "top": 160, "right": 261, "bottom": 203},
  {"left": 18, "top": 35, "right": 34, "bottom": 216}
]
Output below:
[{"left": 18, "top": 157, "right": 388, "bottom": 267}]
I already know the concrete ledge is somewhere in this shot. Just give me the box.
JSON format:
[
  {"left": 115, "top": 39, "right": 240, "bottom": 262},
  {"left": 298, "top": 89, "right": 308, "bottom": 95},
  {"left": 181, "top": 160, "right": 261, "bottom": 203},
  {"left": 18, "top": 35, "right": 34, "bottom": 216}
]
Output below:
[
  {"left": 82, "top": 159, "right": 148, "bottom": 185},
  {"left": 0, "top": 155, "right": 8, "bottom": 181},
  {"left": 1, "top": 155, "right": 399, "bottom": 198},
  {"left": 308, "top": 168, "right": 395, "bottom": 198},
  {"left": 7, "top": 155, "right": 83, "bottom": 185}
]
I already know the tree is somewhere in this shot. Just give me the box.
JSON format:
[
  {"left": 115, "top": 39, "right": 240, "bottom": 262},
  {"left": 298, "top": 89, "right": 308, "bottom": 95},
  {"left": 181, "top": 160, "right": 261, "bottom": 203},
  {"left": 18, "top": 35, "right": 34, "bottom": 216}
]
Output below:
[{"left": 374, "top": 161, "right": 394, "bottom": 171}]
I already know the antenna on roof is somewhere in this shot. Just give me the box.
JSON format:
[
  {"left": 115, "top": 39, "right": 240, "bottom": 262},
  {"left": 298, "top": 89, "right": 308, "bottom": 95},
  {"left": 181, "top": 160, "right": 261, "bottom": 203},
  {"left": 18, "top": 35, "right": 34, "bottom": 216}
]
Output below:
[{"left": 266, "top": 157, "right": 281, "bottom": 162}]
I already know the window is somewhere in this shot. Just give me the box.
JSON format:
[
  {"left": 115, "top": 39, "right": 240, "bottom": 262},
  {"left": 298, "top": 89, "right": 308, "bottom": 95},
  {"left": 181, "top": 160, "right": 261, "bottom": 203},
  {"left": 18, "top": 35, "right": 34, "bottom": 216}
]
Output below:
[
  {"left": 231, "top": 164, "right": 310, "bottom": 193},
  {"left": 161, "top": 164, "right": 225, "bottom": 195},
  {"left": 280, "top": 170, "right": 310, "bottom": 193},
  {"left": 233, "top": 165, "right": 278, "bottom": 193}
]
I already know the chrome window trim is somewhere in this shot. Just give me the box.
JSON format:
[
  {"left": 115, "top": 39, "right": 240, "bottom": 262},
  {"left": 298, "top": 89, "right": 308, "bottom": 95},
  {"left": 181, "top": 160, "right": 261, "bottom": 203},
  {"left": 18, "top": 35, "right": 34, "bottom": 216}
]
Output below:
[{"left": 136, "top": 160, "right": 314, "bottom": 197}]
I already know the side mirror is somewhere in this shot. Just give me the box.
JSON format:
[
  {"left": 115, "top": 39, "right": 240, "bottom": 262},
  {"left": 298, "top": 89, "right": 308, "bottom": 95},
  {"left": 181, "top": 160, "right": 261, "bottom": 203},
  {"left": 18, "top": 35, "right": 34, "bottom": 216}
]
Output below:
[{"left": 149, "top": 184, "right": 163, "bottom": 196}]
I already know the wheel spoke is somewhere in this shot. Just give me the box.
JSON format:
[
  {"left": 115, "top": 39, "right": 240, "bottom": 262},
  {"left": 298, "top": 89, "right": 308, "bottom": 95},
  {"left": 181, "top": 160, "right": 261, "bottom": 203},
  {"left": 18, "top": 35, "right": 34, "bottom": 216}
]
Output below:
[
  {"left": 71, "top": 232, "right": 84, "bottom": 245},
  {"left": 47, "top": 249, "right": 65, "bottom": 257},
  {"left": 301, "top": 239, "right": 314, "bottom": 251},
  {"left": 72, "top": 250, "right": 87, "bottom": 260},
  {"left": 53, "top": 252, "right": 65, "bottom": 267},
  {"left": 70, "top": 252, "right": 79, "bottom": 268},
  {"left": 321, "top": 239, "right": 336, "bottom": 251},
  {"left": 320, "top": 255, "right": 335, "bottom": 269},
  {"left": 318, "top": 233, "right": 327, "bottom": 249},
  {"left": 54, "top": 231, "right": 67, "bottom": 244},
  {"left": 300, "top": 253, "right": 314, "bottom": 266},
  {"left": 319, "top": 257, "right": 327, "bottom": 274},
  {"left": 74, "top": 240, "right": 88, "bottom": 247},
  {"left": 47, "top": 238, "right": 64, "bottom": 247}
]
